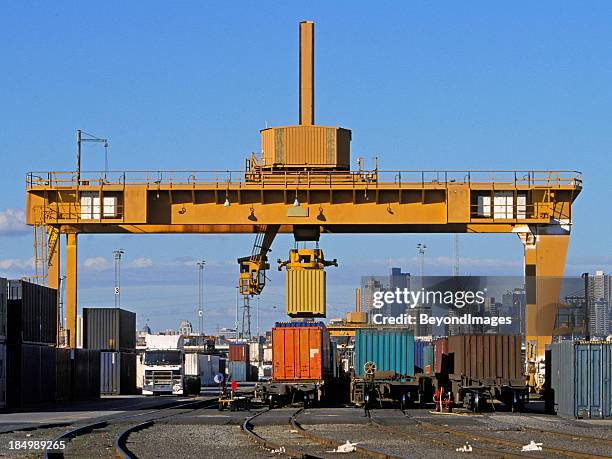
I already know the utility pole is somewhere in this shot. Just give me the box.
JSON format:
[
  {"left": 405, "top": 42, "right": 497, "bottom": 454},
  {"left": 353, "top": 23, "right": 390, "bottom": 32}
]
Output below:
[
  {"left": 113, "top": 249, "right": 124, "bottom": 308},
  {"left": 235, "top": 286, "right": 239, "bottom": 339},
  {"left": 197, "top": 260, "right": 205, "bottom": 340}
]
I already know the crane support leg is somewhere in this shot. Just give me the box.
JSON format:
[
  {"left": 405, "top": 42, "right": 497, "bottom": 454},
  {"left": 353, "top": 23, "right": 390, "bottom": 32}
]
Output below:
[
  {"left": 66, "top": 233, "right": 78, "bottom": 348},
  {"left": 520, "top": 231, "right": 569, "bottom": 390},
  {"left": 48, "top": 232, "right": 60, "bottom": 345}
]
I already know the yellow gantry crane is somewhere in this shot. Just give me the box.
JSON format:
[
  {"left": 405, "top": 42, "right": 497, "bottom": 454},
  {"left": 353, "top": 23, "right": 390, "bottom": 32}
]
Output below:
[{"left": 26, "top": 22, "right": 581, "bottom": 388}]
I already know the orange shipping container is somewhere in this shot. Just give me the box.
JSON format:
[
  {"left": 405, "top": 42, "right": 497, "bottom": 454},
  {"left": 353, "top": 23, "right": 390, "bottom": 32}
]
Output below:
[{"left": 272, "top": 324, "right": 331, "bottom": 381}]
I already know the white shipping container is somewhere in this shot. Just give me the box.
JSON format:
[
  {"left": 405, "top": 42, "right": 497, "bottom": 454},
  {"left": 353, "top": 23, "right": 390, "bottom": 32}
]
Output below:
[
  {"left": 136, "top": 353, "right": 144, "bottom": 389},
  {"left": 263, "top": 346, "right": 272, "bottom": 363},
  {"left": 249, "top": 342, "right": 263, "bottom": 362},
  {"left": 185, "top": 354, "right": 220, "bottom": 386},
  {"left": 0, "top": 343, "right": 5, "bottom": 410}
]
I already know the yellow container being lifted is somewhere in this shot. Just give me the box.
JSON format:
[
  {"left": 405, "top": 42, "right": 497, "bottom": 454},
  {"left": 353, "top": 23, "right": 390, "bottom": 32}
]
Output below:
[
  {"left": 286, "top": 269, "right": 326, "bottom": 317},
  {"left": 278, "top": 248, "right": 337, "bottom": 318}
]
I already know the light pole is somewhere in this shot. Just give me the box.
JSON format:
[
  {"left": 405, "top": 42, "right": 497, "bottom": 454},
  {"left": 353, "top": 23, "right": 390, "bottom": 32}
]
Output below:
[
  {"left": 416, "top": 243, "right": 427, "bottom": 280},
  {"left": 113, "top": 249, "right": 124, "bottom": 308},
  {"left": 197, "top": 260, "right": 205, "bottom": 339}
]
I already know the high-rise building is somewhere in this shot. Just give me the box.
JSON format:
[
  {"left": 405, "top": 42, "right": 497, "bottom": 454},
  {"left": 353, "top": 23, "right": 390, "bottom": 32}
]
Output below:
[
  {"left": 179, "top": 320, "right": 193, "bottom": 336},
  {"left": 587, "top": 271, "right": 611, "bottom": 338}
]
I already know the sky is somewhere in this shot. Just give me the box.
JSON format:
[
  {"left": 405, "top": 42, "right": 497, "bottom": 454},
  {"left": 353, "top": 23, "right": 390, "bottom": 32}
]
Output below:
[{"left": 1, "top": 2, "right": 611, "bottom": 333}]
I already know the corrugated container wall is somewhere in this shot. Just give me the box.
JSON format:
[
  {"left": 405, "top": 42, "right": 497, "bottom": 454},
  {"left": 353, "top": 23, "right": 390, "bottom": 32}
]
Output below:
[
  {"left": 55, "top": 348, "right": 72, "bottom": 401},
  {"left": 0, "top": 278, "right": 7, "bottom": 342},
  {"left": 72, "top": 349, "right": 101, "bottom": 400},
  {"left": 6, "top": 344, "right": 57, "bottom": 409},
  {"left": 83, "top": 308, "right": 136, "bottom": 351},
  {"left": 355, "top": 329, "right": 414, "bottom": 377},
  {"left": 260, "top": 125, "right": 351, "bottom": 169},
  {"left": 100, "top": 351, "right": 137, "bottom": 395},
  {"left": 415, "top": 341, "right": 432, "bottom": 372},
  {"left": 286, "top": 270, "right": 326, "bottom": 317},
  {"left": 263, "top": 346, "right": 272, "bottom": 363},
  {"left": 550, "top": 341, "right": 612, "bottom": 419},
  {"left": 433, "top": 338, "right": 449, "bottom": 374},
  {"left": 446, "top": 335, "right": 521, "bottom": 380},
  {"left": 0, "top": 343, "right": 5, "bottom": 410},
  {"left": 228, "top": 361, "right": 249, "bottom": 382},
  {"left": 7, "top": 280, "right": 57, "bottom": 345},
  {"left": 185, "top": 353, "right": 220, "bottom": 386},
  {"left": 249, "top": 342, "right": 263, "bottom": 362},
  {"left": 229, "top": 343, "right": 249, "bottom": 362},
  {"left": 272, "top": 322, "right": 331, "bottom": 381}
]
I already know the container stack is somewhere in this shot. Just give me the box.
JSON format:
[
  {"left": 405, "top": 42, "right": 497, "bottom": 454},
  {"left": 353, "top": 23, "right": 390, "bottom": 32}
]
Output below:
[
  {"left": 228, "top": 342, "right": 253, "bottom": 381},
  {"left": 83, "top": 307, "right": 137, "bottom": 395},
  {"left": 5, "top": 279, "right": 59, "bottom": 409},
  {"left": 0, "top": 278, "right": 7, "bottom": 410},
  {"left": 550, "top": 341, "right": 611, "bottom": 419}
]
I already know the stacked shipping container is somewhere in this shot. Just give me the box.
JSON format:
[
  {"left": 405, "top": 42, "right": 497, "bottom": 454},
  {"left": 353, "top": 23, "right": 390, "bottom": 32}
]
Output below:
[
  {"left": 83, "top": 308, "right": 136, "bottom": 395},
  {"left": 228, "top": 343, "right": 254, "bottom": 381},
  {"left": 0, "top": 278, "right": 6, "bottom": 410},
  {"left": 7, "top": 280, "right": 57, "bottom": 345}
]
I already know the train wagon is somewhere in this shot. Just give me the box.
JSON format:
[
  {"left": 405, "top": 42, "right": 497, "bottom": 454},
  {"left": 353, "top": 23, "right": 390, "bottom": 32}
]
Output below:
[
  {"left": 350, "top": 328, "right": 433, "bottom": 408},
  {"left": 434, "top": 334, "right": 527, "bottom": 412}
]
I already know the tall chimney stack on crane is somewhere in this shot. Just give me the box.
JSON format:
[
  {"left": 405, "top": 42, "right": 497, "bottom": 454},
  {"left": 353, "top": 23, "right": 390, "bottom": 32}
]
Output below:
[{"left": 299, "top": 21, "right": 314, "bottom": 126}]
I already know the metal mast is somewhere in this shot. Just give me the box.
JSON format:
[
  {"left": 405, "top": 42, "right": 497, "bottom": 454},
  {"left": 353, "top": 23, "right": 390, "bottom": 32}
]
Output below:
[
  {"left": 241, "top": 296, "right": 252, "bottom": 340},
  {"left": 197, "top": 260, "right": 205, "bottom": 339},
  {"left": 113, "top": 249, "right": 124, "bottom": 308}
]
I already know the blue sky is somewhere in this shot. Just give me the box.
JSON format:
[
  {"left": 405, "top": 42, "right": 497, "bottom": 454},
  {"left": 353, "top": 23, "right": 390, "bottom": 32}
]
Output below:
[{"left": 1, "top": 2, "right": 610, "bottom": 333}]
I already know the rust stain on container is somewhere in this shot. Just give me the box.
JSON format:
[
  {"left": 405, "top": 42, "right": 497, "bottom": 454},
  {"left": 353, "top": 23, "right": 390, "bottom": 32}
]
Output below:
[
  {"left": 286, "top": 269, "right": 326, "bottom": 317},
  {"left": 272, "top": 323, "right": 330, "bottom": 381}
]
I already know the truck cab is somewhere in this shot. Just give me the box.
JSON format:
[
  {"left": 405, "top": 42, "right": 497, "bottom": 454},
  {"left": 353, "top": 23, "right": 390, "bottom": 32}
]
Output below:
[{"left": 142, "top": 334, "right": 185, "bottom": 395}]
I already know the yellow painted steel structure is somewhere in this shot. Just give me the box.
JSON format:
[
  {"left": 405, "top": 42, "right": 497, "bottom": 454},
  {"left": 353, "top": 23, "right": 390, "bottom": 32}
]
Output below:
[{"left": 25, "top": 18, "right": 581, "bottom": 387}]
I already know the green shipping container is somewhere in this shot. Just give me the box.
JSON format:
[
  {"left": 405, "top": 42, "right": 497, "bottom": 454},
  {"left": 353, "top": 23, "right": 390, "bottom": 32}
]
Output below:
[{"left": 355, "top": 329, "right": 414, "bottom": 377}]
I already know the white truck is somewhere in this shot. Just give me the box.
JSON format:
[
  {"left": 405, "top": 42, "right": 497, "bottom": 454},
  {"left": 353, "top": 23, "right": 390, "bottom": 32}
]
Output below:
[{"left": 142, "top": 334, "right": 185, "bottom": 395}]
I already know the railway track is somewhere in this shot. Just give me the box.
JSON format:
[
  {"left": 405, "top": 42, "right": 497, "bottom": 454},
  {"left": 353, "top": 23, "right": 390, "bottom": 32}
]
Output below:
[
  {"left": 404, "top": 411, "right": 611, "bottom": 459},
  {"left": 242, "top": 407, "right": 401, "bottom": 458},
  {"left": 368, "top": 411, "right": 529, "bottom": 458},
  {"left": 480, "top": 413, "right": 612, "bottom": 447},
  {"left": 42, "top": 397, "right": 216, "bottom": 459}
]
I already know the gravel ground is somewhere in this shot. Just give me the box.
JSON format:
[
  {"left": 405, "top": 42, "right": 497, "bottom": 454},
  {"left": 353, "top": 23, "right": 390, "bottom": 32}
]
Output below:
[
  {"left": 128, "top": 424, "right": 274, "bottom": 459},
  {"left": 305, "top": 422, "right": 498, "bottom": 459},
  {"left": 0, "top": 425, "right": 72, "bottom": 458}
]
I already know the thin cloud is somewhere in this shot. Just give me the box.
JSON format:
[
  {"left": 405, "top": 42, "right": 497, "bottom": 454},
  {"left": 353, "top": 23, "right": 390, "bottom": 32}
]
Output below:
[
  {"left": 130, "top": 257, "right": 153, "bottom": 268},
  {"left": 0, "top": 209, "right": 29, "bottom": 236},
  {"left": 83, "top": 256, "right": 111, "bottom": 271}
]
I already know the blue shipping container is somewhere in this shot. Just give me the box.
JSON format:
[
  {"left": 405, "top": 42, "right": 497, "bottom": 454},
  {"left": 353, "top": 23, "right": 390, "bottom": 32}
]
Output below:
[
  {"left": 228, "top": 361, "right": 248, "bottom": 382},
  {"left": 550, "top": 341, "right": 612, "bottom": 419},
  {"left": 355, "top": 329, "right": 414, "bottom": 377},
  {"left": 414, "top": 341, "right": 432, "bottom": 372}
]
